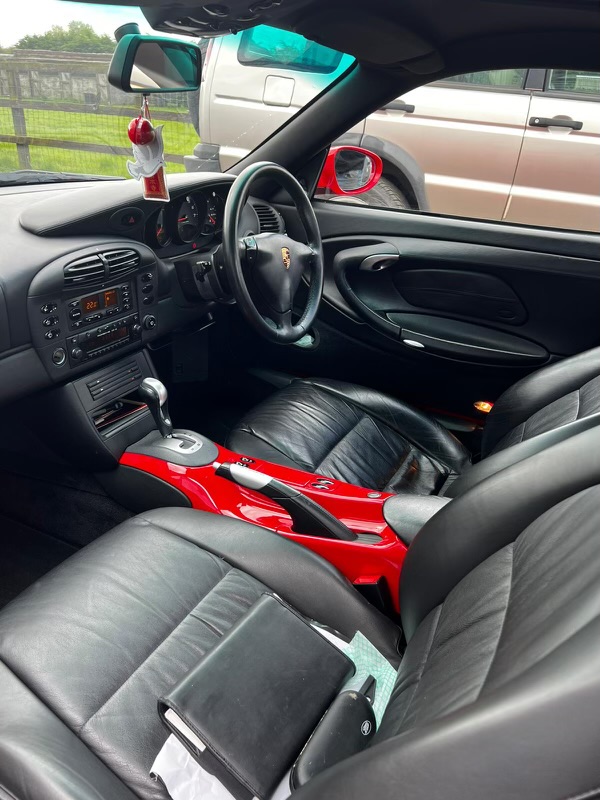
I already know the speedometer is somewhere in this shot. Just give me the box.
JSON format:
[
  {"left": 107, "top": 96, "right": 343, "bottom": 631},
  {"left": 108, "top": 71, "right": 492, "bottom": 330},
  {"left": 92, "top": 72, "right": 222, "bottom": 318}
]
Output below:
[{"left": 176, "top": 195, "right": 203, "bottom": 243}]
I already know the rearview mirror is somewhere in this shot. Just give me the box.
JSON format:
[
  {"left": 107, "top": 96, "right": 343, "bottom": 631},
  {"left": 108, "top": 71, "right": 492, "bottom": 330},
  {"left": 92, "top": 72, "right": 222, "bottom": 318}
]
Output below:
[
  {"left": 317, "top": 146, "right": 383, "bottom": 196},
  {"left": 108, "top": 25, "right": 202, "bottom": 93}
]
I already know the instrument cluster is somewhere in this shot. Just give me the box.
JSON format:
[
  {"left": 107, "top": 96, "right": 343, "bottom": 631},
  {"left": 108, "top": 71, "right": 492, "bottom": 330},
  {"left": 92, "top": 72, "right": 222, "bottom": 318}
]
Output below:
[{"left": 145, "top": 188, "right": 225, "bottom": 253}]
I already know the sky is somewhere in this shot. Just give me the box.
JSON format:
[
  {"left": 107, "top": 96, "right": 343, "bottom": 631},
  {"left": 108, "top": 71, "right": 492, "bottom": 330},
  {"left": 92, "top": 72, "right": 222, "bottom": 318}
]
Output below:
[{"left": 1, "top": 2, "right": 151, "bottom": 48}]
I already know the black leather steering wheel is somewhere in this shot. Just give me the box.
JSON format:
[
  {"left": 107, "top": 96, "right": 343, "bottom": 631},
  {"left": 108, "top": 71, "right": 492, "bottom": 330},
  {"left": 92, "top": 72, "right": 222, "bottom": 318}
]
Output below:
[{"left": 222, "top": 162, "right": 324, "bottom": 344}]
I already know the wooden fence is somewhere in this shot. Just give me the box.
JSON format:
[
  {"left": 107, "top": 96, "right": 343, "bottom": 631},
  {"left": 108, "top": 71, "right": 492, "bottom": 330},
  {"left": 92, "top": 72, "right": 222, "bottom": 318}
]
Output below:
[
  {"left": 0, "top": 50, "right": 194, "bottom": 172},
  {"left": 0, "top": 99, "right": 187, "bottom": 169}
]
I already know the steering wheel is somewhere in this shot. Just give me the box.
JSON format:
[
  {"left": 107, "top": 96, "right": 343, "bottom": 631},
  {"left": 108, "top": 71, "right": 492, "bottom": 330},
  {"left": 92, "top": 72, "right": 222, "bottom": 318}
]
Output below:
[{"left": 222, "top": 162, "right": 324, "bottom": 344}]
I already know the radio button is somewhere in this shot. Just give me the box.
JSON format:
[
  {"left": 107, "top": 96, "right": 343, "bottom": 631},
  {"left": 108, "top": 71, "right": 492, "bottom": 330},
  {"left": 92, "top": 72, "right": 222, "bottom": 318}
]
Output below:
[
  {"left": 41, "top": 303, "right": 57, "bottom": 314},
  {"left": 69, "top": 309, "right": 82, "bottom": 320},
  {"left": 68, "top": 300, "right": 79, "bottom": 308},
  {"left": 71, "top": 347, "right": 83, "bottom": 360}
]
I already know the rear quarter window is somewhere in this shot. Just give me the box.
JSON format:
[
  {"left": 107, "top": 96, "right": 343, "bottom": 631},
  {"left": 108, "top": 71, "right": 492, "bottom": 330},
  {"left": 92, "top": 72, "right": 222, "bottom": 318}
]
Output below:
[{"left": 237, "top": 25, "right": 344, "bottom": 74}]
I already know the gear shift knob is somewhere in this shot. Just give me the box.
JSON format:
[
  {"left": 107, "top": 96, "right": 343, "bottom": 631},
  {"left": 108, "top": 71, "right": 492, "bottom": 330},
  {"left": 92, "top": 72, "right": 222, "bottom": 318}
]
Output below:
[{"left": 139, "top": 378, "right": 173, "bottom": 439}]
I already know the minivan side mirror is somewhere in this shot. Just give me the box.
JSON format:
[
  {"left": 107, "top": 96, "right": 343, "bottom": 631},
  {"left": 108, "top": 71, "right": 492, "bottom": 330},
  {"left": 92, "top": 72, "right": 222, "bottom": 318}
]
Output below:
[
  {"left": 108, "top": 24, "right": 202, "bottom": 93},
  {"left": 317, "top": 146, "right": 383, "bottom": 196}
]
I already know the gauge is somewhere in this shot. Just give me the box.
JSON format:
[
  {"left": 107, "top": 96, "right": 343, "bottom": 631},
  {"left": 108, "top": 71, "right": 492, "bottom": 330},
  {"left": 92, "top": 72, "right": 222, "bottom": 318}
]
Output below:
[
  {"left": 155, "top": 208, "right": 171, "bottom": 248},
  {"left": 176, "top": 195, "right": 203, "bottom": 243},
  {"left": 201, "top": 192, "right": 224, "bottom": 237}
]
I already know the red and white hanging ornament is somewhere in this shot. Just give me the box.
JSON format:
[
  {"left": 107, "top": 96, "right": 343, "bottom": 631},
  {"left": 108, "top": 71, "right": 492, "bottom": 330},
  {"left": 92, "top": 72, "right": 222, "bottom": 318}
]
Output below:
[{"left": 127, "top": 95, "right": 169, "bottom": 202}]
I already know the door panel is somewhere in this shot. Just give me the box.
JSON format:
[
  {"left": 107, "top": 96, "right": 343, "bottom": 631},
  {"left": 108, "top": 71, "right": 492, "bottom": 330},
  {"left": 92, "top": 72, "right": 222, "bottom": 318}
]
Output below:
[{"left": 271, "top": 201, "right": 600, "bottom": 416}]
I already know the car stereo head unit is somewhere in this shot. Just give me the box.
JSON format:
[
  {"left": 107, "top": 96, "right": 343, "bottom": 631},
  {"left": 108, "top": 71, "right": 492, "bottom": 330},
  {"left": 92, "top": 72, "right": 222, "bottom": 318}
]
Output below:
[
  {"left": 67, "top": 313, "right": 142, "bottom": 365},
  {"left": 68, "top": 283, "right": 133, "bottom": 330}
]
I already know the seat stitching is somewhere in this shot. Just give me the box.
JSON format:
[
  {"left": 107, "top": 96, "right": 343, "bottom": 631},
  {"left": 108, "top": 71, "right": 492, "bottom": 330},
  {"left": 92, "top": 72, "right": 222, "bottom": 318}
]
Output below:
[
  {"left": 392, "top": 604, "right": 443, "bottom": 734},
  {"left": 77, "top": 557, "right": 235, "bottom": 733},
  {"left": 575, "top": 387, "right": 582, "bottom": 421},
  {"left": 477, "top": 542, "right": 515, "bottom": 697}
]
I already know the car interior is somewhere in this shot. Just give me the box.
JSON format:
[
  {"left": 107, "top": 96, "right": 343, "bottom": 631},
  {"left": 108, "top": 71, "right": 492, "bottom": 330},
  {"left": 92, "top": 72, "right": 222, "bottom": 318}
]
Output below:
[{"left": 0, "top": 0, "right": 599, "bottom": 798}]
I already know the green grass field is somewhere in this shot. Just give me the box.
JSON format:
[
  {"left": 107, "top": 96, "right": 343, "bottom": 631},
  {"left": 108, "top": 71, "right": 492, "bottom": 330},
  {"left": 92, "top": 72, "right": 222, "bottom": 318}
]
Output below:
[{"left": 0, "top": 106, "right": 199, "bottom": 177}]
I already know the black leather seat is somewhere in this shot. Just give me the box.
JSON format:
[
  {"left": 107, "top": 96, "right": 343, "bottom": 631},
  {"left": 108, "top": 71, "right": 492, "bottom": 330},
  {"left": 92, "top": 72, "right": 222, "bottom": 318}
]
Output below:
[
  {"left": 228, "top": 346, "right": 600, "bottom": 496},
  {"left": 2, "top": 427, "right": 600, "bottom": 799}
]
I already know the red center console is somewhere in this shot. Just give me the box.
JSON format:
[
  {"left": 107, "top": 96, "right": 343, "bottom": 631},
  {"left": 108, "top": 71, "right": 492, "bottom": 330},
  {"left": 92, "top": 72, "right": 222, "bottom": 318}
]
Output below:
[{"left": 120, "top": 442, "right": 408, "bottom": 613}]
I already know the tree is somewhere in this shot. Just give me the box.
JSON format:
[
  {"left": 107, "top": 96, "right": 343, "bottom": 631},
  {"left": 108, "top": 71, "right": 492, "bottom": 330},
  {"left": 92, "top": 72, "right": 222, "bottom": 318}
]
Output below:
[{"left": 14, "top": 21, "right": 115, "bottom": 53}]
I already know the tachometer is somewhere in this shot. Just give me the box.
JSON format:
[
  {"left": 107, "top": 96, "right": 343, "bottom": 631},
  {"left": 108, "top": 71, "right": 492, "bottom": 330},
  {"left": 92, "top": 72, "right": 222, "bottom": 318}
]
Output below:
[{"left": 176, "top": 195, "right": 203, "bottom": 243}]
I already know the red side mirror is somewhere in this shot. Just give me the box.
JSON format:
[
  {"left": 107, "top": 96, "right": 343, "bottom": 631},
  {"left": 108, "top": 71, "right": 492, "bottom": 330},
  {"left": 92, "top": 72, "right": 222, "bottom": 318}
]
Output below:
[{"left": 317, "top": 146, "right": 383, "bottom": 196}]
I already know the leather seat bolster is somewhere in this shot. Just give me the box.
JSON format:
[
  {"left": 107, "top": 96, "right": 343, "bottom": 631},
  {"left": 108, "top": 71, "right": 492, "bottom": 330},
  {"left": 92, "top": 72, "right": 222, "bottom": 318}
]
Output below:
[
  {"left": 446, "top": 411, "right": 600, "bottom": 498},
  {"left": 400, "top": 425, "right": 600, "bottom": 640},
  {"left": 134, "top": 509, "right": 402, "bottom": 664},
  {"left": 292, "top": 617, "right": 600, "bottom": 800},
  {"left": 482, "top": 346, "right": 600, "bottom": 456}
]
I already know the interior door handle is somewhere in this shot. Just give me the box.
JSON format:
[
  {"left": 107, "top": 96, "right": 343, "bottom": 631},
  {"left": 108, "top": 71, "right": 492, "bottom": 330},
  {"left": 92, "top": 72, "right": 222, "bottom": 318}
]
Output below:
[
  {"left": 384, "top": 101, "right": 416, "bottom": 113},
  {"left": 529, "top": 116, "right": 583, "bottom": 130}
]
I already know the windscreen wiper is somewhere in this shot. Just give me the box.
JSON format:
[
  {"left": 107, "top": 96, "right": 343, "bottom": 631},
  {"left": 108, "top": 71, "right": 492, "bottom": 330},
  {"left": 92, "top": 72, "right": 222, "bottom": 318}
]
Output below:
[{"left": 0, "top": 170, "right": 123, "bottom": 186}]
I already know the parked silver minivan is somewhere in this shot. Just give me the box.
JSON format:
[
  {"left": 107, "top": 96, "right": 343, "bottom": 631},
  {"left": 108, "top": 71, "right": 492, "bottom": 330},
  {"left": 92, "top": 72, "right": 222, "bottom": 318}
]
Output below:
[{"left": 185, "top": 26, "right": 600, "bottom": 232}]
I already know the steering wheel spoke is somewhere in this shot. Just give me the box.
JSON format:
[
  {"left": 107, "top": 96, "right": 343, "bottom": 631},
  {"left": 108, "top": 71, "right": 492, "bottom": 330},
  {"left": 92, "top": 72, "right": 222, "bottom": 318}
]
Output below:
[{"left": 222, "top": 163, "right": 324, "bottom": 345}]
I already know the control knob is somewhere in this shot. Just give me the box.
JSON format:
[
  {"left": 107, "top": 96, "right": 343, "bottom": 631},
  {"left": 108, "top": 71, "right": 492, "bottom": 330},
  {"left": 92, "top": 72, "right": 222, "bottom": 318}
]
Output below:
[
  {"left": 143, "top": 315, "right": 157, "bottom": 331},
  {"left": 71, "top": 346, "right": 83, "bottom": 361}
]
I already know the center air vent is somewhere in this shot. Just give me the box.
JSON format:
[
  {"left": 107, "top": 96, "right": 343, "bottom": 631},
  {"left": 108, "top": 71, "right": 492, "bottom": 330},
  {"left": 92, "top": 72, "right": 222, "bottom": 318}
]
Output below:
[
  {"left": 63, "top": 253, "right": 106, "bottom": 287},
  {"left": 63, "top": 249, "right": 141, "bottom": 287},
  {"left": 254, "top": 204, "right": 283, "bottom": 233},
  {"left": 105, "top": 249, "right": 140, "bottom": 278}
]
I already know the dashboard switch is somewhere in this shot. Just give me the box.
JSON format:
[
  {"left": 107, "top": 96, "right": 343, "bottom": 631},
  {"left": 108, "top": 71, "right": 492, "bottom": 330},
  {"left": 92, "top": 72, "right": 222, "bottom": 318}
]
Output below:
[
  {"left": 40, "top": 302, "right": 57, "bottom": 314},
  {"left": 51, "top": 348, "right": 66, "bottom": 366},
  {"left": 143, "top": 315, "right": 157, "bottom": 331}
]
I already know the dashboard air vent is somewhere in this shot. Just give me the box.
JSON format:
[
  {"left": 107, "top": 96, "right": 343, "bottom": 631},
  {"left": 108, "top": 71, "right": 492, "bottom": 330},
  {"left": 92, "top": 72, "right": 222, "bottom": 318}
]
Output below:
[
  {"left": 255, "top": 204, "right": 283, "bottom": 233},
  {"left": 105, "top": 249, "right": 141, "bottom": 278},
  {"left": 63, "top": 254, "right": 105, "bottom": 287}
]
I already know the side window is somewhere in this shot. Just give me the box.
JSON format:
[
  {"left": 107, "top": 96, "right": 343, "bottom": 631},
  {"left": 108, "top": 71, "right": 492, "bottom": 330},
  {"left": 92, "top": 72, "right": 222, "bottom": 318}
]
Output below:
[
  {"left": 237, "top": 25, "right": 343, "bottom": 74},
  {"left": 321, "top": 67, "right": 600, "bottom": 233},
  {"left": 546, "top": 69, "right": 600, "bottom": 95},
  {"left": 440, "top": 69, "right": 527, "bottom": 89}
]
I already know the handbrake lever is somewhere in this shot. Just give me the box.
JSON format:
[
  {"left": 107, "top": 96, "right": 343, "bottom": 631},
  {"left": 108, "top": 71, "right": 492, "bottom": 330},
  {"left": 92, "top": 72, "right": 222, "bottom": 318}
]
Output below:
[{"left": 215, "top": 462, "right": 356, "bottom": 541}]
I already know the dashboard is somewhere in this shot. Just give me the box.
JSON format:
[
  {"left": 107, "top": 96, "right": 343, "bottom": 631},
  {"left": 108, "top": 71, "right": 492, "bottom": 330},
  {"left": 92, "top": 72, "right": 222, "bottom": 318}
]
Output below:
[{"left": 0, "top": 172, "right": 284, "bottom": 408}]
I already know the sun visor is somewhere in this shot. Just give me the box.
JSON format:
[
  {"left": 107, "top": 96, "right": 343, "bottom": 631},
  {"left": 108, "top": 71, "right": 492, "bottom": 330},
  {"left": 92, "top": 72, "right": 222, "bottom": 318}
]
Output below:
[{"left": 298, "top": 11, "right": 443, "bottom": 71}]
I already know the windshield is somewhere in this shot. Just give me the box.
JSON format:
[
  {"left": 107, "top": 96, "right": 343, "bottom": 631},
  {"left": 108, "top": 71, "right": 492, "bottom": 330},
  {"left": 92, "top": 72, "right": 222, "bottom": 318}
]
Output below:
[{"left": 0, "top": 2, "right": 353, "bottom": 185}]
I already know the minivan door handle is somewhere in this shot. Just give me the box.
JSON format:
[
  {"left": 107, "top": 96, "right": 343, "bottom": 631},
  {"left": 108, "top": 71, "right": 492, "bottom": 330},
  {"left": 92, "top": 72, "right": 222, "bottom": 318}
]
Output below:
[
  {"left": 529, "top": 116, "right": 583, "bottom": 130},
  {"left": 384, "top": 101, "right": 416, "bottom": 113}
]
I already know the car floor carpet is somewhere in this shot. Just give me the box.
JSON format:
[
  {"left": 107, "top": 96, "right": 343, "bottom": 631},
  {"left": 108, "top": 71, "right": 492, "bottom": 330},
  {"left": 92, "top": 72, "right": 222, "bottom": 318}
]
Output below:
[{"left": 0, "top": 515, "right": 77, "bottom": 609}]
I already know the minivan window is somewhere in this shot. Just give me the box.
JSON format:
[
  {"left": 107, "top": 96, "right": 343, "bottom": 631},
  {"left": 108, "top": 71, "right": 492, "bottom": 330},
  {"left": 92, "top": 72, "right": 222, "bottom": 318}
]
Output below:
[
  {"left": 237, "top": 25, "right": 344, "bottom": 74},
  {"left": 547, "top": 69, "right": 600, "bottom": 95}
]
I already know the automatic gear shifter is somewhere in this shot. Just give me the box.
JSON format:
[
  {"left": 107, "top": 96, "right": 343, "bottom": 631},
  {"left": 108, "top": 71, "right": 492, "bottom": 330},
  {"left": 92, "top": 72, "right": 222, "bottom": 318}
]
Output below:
[
  {"left": 131, "top": 378, "right": 218, "bottom": 466},
  {"left": 139, "top": 378, "right": 173, "bottom": 439}
]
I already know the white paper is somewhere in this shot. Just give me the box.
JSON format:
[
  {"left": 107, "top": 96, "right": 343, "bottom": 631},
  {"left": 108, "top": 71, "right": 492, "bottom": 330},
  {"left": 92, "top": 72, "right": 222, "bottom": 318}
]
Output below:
[{"left": 151, "top": 735, "right": 237, "bottom": 800}]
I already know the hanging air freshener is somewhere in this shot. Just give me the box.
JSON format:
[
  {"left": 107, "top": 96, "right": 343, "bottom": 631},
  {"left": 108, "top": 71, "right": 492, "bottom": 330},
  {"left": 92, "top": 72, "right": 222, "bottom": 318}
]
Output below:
[{"left": 127, "top": 96, "right": 170, "bottom": 202}]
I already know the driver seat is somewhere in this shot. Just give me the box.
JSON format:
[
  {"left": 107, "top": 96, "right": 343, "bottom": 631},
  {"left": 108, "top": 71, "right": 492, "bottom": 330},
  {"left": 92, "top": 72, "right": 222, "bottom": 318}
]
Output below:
[{"left": 227, "top": 346, "right": 600, "bottom": 496}]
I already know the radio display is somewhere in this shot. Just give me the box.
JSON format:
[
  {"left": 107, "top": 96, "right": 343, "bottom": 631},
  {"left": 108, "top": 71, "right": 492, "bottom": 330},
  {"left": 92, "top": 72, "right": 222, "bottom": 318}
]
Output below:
[
  {"left": 82, "top": 289, "right": 119, "bottom": 313},
  {"left": 85, "top": 325, "right": 129, "bottom": 354}
]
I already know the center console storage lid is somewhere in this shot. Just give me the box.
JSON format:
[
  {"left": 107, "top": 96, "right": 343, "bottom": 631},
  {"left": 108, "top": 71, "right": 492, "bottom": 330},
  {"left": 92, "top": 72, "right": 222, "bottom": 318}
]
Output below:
[{"left": 383, "top": 494, "right": 451, "bottom": 546}]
